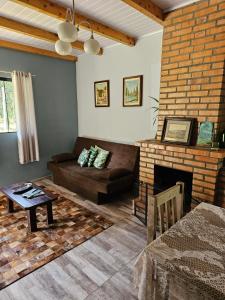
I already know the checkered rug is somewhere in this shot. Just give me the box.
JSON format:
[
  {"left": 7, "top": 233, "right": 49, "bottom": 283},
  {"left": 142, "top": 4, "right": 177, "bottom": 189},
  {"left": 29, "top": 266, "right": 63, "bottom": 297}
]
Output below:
[{"left": 0, "top": 186, "right": 113, "bottom": 289}]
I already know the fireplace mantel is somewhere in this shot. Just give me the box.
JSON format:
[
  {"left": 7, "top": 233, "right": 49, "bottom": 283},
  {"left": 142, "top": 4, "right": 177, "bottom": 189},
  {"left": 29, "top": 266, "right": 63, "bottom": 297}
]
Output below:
[{"left": 137, "top": 139, "right": 225, "bottom": 205}]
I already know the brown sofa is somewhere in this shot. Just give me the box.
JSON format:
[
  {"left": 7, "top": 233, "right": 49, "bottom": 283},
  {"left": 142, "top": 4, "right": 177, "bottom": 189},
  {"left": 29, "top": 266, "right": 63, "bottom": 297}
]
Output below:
[{"left": 47, "top": 137, "right": 139, "bottom": 203}]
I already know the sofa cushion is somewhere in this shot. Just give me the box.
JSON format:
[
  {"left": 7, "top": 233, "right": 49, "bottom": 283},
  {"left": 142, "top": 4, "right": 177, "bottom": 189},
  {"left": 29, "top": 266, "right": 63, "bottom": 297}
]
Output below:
[
  {"left": 88, "top": 167, "right": 131, "bottom": 180},
  {"left": 52, "top": 153, "right": 76, "bottom": 163},
  {"left": 108, "top": 168, "right": 131, "bottom": 180},
  {"left": 77, "top": 148, "right": 90, "bottom": 167},
  {"left": 87, "top": 146, "right": 98, "bottom": 167},
  {"left": 94, "top": 146, "right": 110, "bottom": 169},
  {"left": 57, "top": 162, "right": 130, "bottom": 181}
]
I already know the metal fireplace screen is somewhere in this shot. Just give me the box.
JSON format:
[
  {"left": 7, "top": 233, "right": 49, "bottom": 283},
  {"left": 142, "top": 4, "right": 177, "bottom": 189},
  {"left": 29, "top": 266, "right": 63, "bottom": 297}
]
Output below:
[{"left": 133, "top": 181, "right": 154, "bottom": 225}]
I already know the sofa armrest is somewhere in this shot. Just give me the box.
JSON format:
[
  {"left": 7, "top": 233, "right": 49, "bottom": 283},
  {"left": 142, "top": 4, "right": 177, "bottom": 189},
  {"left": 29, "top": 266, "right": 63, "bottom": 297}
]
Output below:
[
  {"left": 108, "top": 168, "right": 131, "bottom": 180},
  {"left": 52, "top": 153, "right": 76, "bottom": 163}
]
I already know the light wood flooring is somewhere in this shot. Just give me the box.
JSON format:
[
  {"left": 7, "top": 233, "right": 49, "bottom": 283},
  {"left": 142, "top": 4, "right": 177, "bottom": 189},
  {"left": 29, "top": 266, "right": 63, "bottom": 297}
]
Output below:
[{"left": 0, "top": 178, "right": 146, "bottom": 300}]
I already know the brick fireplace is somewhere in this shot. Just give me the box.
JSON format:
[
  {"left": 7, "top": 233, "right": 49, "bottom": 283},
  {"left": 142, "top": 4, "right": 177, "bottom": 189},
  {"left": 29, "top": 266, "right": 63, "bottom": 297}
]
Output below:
[
  {"left": 138, "top": 140, "right": 225, "bottom": 205},
  {"left": 138, "top": 0, "right": 225, "bottom": 207}
]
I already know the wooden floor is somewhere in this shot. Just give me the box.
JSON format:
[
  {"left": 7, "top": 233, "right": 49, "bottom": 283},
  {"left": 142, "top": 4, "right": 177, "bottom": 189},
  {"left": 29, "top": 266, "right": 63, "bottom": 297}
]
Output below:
[{"left": 0, "top": 178, "right": 146, "bottom": 300}]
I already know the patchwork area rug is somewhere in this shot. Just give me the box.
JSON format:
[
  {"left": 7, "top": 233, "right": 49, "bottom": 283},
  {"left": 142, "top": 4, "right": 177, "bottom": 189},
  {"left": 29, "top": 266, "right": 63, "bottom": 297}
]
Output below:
[{"left": 0, "top": 186, "right": 113, "bottom": 289}]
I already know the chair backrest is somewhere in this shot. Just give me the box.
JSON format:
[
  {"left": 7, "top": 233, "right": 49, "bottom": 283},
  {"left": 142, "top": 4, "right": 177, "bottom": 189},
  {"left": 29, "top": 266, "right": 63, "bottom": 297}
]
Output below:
[{"left": 147, "top": 182, "right": 184, "bottom": 244}]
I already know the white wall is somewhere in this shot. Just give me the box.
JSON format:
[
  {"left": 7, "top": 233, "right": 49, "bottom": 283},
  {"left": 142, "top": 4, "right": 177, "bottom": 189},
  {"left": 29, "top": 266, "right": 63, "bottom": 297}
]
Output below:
[{"left": 76, "top": 31, "right": 163, "bottom": 144}]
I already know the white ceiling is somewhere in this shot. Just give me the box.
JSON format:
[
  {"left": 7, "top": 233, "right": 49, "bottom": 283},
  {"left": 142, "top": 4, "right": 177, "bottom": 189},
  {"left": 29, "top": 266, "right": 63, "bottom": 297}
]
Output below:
[{"left": 0, "top": 0, "right": 200, "bottom": 58}]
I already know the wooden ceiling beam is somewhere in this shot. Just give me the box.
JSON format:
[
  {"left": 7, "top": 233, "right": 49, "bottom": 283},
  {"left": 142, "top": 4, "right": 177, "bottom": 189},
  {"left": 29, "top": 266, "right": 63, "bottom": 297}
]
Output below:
[
  {"left": 121, "top": 0, "right": 164, "bottom": 25},
  {"left": 0, "top": 16, "right": 104, "bottom": 55},
  {"left": 0, "top": 40, "right": 76, "bottom": 61},
  {"left": 12, "top": 0, "right": 136, "bottom": 46}
]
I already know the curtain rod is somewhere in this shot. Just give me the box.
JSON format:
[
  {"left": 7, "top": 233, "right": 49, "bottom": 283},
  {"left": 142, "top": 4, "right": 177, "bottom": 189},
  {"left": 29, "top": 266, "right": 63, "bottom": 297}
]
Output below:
[{"left": 0, "top": 70, "right": 36, "bottom": 77}]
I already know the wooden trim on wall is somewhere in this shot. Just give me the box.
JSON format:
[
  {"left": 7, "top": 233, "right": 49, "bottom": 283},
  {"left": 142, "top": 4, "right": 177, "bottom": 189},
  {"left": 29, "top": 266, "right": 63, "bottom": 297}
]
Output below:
[{"left": 0, "top": 40, "right": 77, "bottom": 62}]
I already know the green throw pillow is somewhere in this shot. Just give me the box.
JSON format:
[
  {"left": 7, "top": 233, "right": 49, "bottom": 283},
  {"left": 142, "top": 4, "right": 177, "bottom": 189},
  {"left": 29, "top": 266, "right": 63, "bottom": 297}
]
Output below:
[
  {"left": 77, "top": 148, "right": 90, "bottom": 167},
  {"left": 93, "top": 146, "right": 109, "bottom": 169},
  {"left": 88, "top": 146, "right": 98, "bottom": 167}
]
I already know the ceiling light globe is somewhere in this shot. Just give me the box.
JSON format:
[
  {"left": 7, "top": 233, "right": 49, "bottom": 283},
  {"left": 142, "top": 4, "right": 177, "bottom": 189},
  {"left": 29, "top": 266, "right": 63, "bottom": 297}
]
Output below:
[
  {"left": 58, "top": 21, "right": 78, "bottom": 42},
  {"left": 84, "top": 37, "right": 100, "bottom": 55},
  {"left": 55, "top": 40, "right": 72, "bottom": 56}
]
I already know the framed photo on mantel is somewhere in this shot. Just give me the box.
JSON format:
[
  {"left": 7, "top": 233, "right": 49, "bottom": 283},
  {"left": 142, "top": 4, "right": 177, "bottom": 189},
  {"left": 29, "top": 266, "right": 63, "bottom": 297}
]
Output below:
[
  {"left": 94, "top": 80, "right": 110, "bottom": 107},
  {"left": 161, "top": 117, "right": 195, "bottom": 146},
  {"left": 197, "top": 121, "right": 214, "bottom": 147}
]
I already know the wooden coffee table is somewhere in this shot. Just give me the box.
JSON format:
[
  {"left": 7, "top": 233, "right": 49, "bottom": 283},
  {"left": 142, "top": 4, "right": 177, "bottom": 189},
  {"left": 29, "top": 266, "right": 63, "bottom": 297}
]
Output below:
[{"left": 1, "top": 183, "right": 57, "bottom": 232}]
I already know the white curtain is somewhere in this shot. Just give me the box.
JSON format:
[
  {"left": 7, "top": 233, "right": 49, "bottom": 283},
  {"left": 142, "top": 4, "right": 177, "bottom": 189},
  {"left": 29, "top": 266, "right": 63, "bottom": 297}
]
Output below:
[{"left": 12, "top": 71, "right": 39, "bottom": 164}]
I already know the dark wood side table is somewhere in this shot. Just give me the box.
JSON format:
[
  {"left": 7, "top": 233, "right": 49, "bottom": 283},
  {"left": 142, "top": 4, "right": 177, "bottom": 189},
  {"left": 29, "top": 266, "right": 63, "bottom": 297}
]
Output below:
[{"left": 1, "top": 183, "right": 57, "bottom": 232}]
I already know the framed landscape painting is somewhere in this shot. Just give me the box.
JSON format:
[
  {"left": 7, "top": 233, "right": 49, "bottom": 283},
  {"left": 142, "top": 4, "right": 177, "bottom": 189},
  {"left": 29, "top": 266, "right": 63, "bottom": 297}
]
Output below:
[
  {"left": 94, "top": 80, "right": 110, "bottom": 107},
  {"left": 123, "top": 75, "right": 143, "bottom": 107},
  {"left": 161, "top": 117, "right": 195, "bottom": 146}
]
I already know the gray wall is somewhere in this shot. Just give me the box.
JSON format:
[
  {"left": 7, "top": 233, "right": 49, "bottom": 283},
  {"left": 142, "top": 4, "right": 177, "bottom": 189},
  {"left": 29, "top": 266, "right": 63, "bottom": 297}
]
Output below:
[{"left": 0, "top": 48, "right": 78, "bottom": 186}]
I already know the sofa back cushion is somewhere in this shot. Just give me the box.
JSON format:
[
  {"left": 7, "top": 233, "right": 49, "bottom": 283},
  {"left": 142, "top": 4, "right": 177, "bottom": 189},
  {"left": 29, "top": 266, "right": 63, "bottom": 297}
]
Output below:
[
  {"left": 77, "top": 148, "right": 90, "bottom": 167},
  {"left": 73, "top": 137, "right": 139, "bottom": 172},
  {"left": 93, "top": 146, "right": 110, "bottom": 169}
]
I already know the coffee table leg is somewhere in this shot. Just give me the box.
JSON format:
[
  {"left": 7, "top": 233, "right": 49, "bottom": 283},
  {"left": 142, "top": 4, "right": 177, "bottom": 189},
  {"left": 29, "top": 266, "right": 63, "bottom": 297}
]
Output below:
[
  {"left": 7, "top": 199, "right": 14, "bottom": 213},
  {"left": 47, "top": 203, "right": 54, "bottom": 225},
  {"left": 27, "top": 208, "right": 37, "bottom": 232}
]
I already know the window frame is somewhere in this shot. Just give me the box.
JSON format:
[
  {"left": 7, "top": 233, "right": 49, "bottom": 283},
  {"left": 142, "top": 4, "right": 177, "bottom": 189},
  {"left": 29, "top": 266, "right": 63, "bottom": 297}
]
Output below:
[{"left": 0, "top": 77, "right": 16, "bottom": 134}]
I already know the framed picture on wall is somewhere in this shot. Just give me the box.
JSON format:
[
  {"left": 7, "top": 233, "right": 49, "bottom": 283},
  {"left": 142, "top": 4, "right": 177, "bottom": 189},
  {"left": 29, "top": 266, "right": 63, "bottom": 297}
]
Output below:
[
  {"left": 123, "top": 75, "right": 143, "bottom": 107},
  {"left": 94, "top": 80, "right": 110, "bottom": 107},
  {"left": 161, "top": 117, "right": 195, "bottom": 146}
]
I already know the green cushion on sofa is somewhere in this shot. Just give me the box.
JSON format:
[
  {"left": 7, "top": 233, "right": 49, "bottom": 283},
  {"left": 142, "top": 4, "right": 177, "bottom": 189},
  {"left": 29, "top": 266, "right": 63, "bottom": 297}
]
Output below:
[
  {"left": 88, "top": 146, "right": 98, "bottom": 167},
  {"left": 93, "top": 146, "right": 109, "bottom": 169},
  {"left": 77, "top": 148, "right": 90, "bottom": 167}
]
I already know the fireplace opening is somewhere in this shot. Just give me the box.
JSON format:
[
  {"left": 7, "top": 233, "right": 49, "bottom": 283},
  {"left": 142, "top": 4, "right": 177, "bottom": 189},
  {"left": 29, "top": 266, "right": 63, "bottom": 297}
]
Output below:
[{"left": 154, "top": 165, "right": 193, "bottom": 213}]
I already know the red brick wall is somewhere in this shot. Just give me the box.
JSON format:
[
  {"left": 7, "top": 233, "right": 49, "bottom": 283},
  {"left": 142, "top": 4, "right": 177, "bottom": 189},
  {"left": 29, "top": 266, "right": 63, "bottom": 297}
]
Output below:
[{"left": 158, "top": 0, "right": 225, "bottom": 138}]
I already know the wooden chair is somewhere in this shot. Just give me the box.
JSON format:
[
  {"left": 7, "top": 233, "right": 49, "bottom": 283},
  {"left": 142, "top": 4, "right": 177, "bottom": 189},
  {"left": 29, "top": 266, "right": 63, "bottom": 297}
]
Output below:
[{"left": 147, "top": 182, "right": 185, "bottom": 244}]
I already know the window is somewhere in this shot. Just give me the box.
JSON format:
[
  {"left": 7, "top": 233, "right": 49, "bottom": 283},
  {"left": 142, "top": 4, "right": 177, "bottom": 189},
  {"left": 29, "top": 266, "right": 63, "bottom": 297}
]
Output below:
[{"left": 0, "top": 78, "right": 16, "bottom": 133}]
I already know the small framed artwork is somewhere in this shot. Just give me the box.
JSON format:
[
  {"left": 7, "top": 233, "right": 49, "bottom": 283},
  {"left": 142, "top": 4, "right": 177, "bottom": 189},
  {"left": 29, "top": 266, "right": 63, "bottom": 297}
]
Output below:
[
  {"left": 161, "top": 117, "right": 195, "bottom": 146},
  {"left": 197, "top": 121, "right": 214, "bottom": 146},
  {"left": 94, "top": 80, "right": 110, "bottom": 107},
  {"left": 123, "top": 75, "right": 143, "bottom": 107}
]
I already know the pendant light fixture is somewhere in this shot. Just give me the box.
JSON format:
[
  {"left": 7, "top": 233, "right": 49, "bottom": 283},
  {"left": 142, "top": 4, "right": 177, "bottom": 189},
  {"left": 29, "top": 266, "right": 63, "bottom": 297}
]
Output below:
[
  {"left": 58, "top": 21, "right": 78, "bottom": 43},
  {"left": 84, "top": 32, "right": 101, "bottom": 55},
  {"left": 55, "top": 40, "right": 72, "bottom": 56},
  {"left": 55, "top": 0, "right": 100, "bottom": 56}
]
